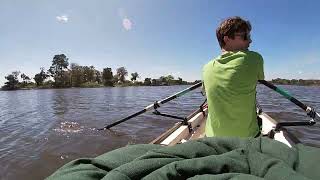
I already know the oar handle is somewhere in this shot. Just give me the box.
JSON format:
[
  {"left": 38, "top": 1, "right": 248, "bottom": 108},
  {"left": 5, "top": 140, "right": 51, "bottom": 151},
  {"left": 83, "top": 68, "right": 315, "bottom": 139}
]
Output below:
[{"left": 258, "top": 80, "right": 319, "bottom": 121}]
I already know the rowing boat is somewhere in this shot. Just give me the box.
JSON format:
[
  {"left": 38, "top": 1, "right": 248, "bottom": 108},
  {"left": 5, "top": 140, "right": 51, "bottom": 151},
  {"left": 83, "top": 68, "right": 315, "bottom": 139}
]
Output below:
[{"left": 151, "top": 105, "right": 300, "bottom": 147}]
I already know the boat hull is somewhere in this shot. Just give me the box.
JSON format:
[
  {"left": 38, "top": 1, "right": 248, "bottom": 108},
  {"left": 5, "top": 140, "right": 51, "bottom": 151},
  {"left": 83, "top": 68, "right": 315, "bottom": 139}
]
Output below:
[{"left": 151, "top": 107, "right": 298, "bottom": 147}]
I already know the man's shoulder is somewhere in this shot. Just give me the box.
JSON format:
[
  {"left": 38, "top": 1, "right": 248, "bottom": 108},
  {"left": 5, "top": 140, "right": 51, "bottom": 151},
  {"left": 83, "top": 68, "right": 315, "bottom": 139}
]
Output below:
[
  {"left": 245, "top": 51, "right": 263, "bottom": 60},
  {"left": 203, "top": 58, "right": 216, "bottom": 69},
  {"left": 216, "top": 51, "right": 263, "bottom": 60}
]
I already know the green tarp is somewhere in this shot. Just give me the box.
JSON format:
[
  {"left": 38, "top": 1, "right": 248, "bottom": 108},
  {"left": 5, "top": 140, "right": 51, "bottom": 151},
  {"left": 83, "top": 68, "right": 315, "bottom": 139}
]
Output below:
[{"left": 46, "top": 137, "right": 320, "bottom": 180}]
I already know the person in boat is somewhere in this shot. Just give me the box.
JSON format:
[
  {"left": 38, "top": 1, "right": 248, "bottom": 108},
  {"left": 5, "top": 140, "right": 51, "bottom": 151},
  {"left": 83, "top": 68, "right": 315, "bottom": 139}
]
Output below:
[{"left": 202, "top": 16, "right": 264, "bottom": 137}]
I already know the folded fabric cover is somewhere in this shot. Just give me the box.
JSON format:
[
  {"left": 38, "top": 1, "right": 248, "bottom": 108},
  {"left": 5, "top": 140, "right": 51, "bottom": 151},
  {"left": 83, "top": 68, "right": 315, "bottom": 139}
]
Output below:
[{"left": 46, "top": 137, "right": 320, "bottom": 180}]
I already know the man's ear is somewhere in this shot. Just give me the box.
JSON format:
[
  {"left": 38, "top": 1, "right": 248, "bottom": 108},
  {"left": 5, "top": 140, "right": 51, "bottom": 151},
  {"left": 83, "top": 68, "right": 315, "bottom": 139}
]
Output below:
[{"left": 223, "top": 36, "right": 229, "bottom": 44}]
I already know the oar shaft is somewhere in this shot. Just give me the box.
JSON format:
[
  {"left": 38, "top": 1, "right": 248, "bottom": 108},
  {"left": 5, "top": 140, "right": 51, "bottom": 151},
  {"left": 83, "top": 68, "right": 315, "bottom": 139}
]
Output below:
[
  {"left": 160, "top": 82, "right": 202, "bottom": 104},
  {"left": 100, "top": 82, "right": 203, "bottom": 130},
  {"left": 98, "top": 109, "right": 146, "bottom": 130},
  {"left": 258, "top": 80, "right": 307, "bottom": 111}
]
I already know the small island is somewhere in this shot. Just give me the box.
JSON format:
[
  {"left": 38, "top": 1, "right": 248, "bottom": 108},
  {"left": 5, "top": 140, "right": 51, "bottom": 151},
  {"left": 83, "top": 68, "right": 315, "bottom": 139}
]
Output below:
[{"left": 1, "top": 54, "right": 198, "bottom": 91}]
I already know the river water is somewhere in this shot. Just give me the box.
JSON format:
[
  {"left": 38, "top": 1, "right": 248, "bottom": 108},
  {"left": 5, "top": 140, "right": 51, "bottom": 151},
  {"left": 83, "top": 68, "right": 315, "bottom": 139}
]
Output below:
[{"left": 0, "top": 85, "right": 319, "bottom": 179}]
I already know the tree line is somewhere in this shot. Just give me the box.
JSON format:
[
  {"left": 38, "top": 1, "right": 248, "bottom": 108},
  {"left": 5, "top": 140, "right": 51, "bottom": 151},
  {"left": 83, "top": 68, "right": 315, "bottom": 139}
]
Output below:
[
  {"left": 2, "top": 54, "right": 193, "bottom": 90},
  {"left": 270, "top": 78, "right": 320, "bottom": 86}
]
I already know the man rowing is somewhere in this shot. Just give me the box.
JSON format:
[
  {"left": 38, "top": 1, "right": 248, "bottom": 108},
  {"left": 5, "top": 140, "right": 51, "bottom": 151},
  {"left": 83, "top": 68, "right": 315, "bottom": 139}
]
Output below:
[{"left": 203, "top": 16, "right": 264, "bottom": 137}]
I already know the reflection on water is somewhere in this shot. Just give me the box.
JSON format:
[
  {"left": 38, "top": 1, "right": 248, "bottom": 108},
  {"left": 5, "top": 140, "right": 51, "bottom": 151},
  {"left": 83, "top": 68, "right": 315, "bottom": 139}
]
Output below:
[{"left": 0, "top": 85, "right": 319, "bottom": 179}]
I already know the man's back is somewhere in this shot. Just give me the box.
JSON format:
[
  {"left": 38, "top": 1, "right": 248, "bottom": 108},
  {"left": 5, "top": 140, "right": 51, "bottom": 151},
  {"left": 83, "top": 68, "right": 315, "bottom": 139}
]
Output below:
[{"left": 203, "top": 50, "right": 264, "bottom": 137}]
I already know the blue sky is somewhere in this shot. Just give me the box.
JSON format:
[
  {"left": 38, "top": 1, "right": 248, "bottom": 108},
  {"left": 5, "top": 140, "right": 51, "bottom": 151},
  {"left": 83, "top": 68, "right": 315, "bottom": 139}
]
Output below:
[{"left": 1, "top": 0, "right": 320, "bottom": 86}]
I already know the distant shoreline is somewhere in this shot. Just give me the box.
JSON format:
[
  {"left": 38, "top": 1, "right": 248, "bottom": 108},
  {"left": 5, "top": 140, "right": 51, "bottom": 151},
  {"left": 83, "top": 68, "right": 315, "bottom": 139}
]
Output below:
[
  {"left": 1, "top": 54, "right": 199, "bottom": 91},
  {"left": 270, "top": 79, "right": 320, "bottom": 86},
  {"left": 0, "top": 82, "right": 199, "bottom": 91},
  {"left": 2, "top": 79, "right": 320, "bottom": 91}
]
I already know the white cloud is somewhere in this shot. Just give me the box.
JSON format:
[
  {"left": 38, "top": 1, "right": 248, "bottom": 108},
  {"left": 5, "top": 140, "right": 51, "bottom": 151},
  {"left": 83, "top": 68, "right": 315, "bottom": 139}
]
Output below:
[
  {"left": 118, "top": 8, "right": 133, "bottom": 31},
  {"left": 122, "top": 18, "right": 132, "bottom": 31},
  {"left": 56, "top": 15, "right": 69, "bottom": 23}
]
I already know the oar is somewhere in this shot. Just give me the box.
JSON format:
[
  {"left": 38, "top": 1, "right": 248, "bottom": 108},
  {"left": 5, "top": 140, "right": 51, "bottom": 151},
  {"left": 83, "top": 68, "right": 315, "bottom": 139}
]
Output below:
[
  {"left": 258, "top": 80, "right": 320, "bottom": 121},
  {"left": 98, "top": 82, "right": 202, "bottom": 130}
]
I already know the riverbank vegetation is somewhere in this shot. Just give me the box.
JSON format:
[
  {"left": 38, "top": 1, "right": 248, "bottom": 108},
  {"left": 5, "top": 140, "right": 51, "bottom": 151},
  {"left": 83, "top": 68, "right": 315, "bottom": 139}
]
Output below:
[
  {"left": 270, "top": 78, "right": 320, "bottom": 86},
  {"left": 1, "top": 54, "right": 197, "bottom": 90}
]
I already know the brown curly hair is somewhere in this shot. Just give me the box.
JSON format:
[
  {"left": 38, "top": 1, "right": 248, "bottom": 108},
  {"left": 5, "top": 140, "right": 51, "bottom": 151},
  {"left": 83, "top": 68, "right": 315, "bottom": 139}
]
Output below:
[{"left": 216, "top": 16, "right": 252, "bottom": 48}]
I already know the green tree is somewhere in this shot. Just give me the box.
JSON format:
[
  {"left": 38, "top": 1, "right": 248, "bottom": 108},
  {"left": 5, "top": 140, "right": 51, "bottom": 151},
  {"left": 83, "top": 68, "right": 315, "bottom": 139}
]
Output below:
[
  {"left": 48, "top": 54, "right": 69, "bottom": 87},
  {"left": 178, "top": 77, "right": 183, "bottom": 84},
  {"left": 151, "top": 79, "right": 157, "bottom": 86},
  {"left": 113, "top": 75, "right": 119, "bottom": 84},
  {"left": 131, "top": 72, "right": 139, "bottom": 82},
  {"left": 102, "top": 68, "right": 114, "bottom": 86},
  {"left": 88, "top": 66, "right": 95, "bottom": 82},
  {"left": 116, "top": 67, "right": 128, "bottom": 83},
  {"left": 82, "top": 66, "right": 95, "bottom": 83},
  {"left": 20, "top": 73, "right": 31, "bottom": 86},
  {"left": 94, "top": 70, "right": 102, "bottom": 84},
  {"left": 70, "top": 63, "right": 84, "bottom": 87},
  {"left": 291, "top": 79, "right": 298, "bottom": 85},
  {"left": 2, "top": 71, "right": 20, "bottom": 90},
  {"left": 63, "top": 70, "right": 72, "bottom": 87},
  {"left": 144, "top": 78, "right": 151, "bottom": 86},
  {"left": 159, "top": 76, "right": 167, "bottom": 84},
  {"left": 34, "top": 67, "right": 48, "bottom": 86},
  {"left": 166, "top": 75, "right": 174, "bottom": 85}
]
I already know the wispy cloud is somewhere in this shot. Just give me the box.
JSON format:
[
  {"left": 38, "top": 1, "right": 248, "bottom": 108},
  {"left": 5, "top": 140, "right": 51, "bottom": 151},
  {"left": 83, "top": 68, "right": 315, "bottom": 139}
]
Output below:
[
  {"left": 56, "top": 15, "right": 69, "bottom": 23},
  {"left": 122, "top": 18, "right": 132, "bottom": 31},
  {"left": 118, "top": 8, "right": 133, "bottom": 31}
]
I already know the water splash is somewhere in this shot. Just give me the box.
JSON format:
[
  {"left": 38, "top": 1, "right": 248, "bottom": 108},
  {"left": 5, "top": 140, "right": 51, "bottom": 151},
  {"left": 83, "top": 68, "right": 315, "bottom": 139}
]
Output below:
[{"left": 53, "top": 121, "right": 83, "bottom": 133}]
